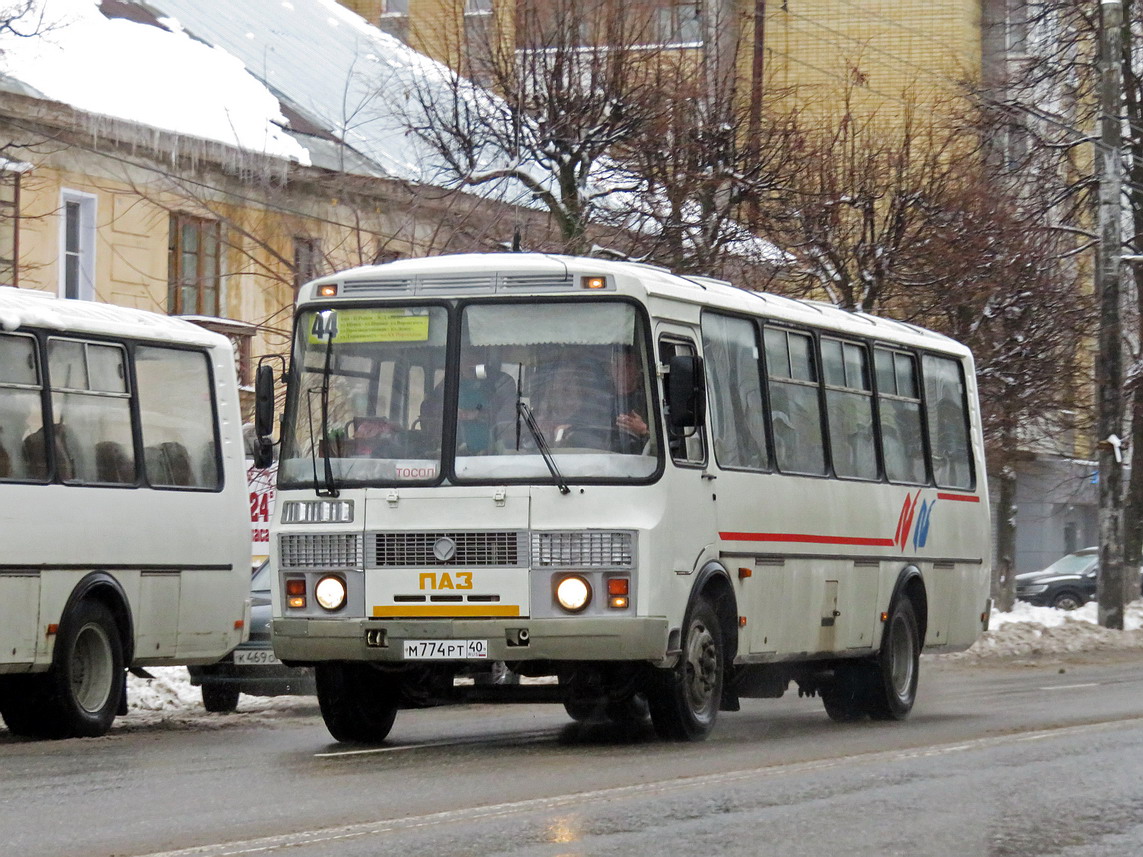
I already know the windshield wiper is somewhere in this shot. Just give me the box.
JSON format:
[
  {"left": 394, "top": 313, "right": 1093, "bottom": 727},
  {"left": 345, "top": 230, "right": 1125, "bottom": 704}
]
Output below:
[
  {"left": 517, "top": 400, "right": 570, "bottom": 495},
  {"left": 314, "top": 325, "right": 339, "bottom": 498}
]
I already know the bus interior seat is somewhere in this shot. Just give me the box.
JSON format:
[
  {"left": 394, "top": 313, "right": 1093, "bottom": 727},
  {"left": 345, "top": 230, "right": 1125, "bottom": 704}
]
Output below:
[
  {"left": 146, "top": 441, "right": 195, "bottom": 486},
  {"left": 23, "top": 424, "right": 74, "bottom": 481},
  {"left": 95, "top": 440, "right": 134, "bottom": 484}
]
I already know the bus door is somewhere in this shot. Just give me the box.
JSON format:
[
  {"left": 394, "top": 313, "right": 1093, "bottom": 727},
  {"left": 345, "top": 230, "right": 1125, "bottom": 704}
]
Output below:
[{"left": 657, "top": 334, "right": 717, "bottom": 579}]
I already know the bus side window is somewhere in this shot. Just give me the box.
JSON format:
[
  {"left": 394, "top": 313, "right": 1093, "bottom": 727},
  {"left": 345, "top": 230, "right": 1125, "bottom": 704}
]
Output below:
[
  {"left": 701, "top": 313, "right": 768, "bottom": 471},
  {"left": 0, "top": 332, "right": 45, "bottom": 482},
  {"left": 764, "top": 327, "right": 826, "bottom": 475},
  {"left": 922, "top": 355, "right": 974, "bottom": 489},
  {"left": 659, "top": 338, "right": 705, "bottom": 466}
]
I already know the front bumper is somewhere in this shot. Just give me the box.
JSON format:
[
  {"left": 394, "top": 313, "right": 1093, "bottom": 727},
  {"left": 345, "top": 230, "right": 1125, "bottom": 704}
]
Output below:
[{"left": 272, "top": 616, "right": 671, "bottom": 664}]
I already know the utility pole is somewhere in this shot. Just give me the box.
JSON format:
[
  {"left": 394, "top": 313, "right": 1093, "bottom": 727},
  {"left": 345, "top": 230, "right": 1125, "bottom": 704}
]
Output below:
[{"left": 1096, "top": 0, "right": 1127, "bottom": 629}]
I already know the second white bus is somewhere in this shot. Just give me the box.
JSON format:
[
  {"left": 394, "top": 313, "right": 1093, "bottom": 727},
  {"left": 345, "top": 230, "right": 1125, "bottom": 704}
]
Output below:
[
  {"left": 256, "top": 253, "right": 992, "bottom": 743},
  {"left": 0, "top": 289, "right": 251, "bottom": 738}
]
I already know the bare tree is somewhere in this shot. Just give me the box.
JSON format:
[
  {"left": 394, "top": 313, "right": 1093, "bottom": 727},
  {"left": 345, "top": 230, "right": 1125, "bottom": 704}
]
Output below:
[{"left": 397, "top": 0, "right": 689, "bottom": 255}]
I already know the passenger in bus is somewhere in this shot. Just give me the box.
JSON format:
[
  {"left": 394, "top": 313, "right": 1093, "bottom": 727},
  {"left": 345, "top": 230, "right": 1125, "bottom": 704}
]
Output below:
[
  {"left": 607, "top": 347, "right": 650, "bottom": 454},
  {"left": 531, "top": 358, "right": 613, "bottom": 449},
  {"left": 418, "top": 352, "right": 515, "bottom": 455}
]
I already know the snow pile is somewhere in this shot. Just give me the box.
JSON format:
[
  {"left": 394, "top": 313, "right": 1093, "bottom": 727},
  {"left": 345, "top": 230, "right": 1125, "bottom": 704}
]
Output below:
[
  {"left": 115, "top": 601, "right": 1143, "bottom": 728},
  {"left": 942, "top": 599, "right": 1143, "bottom": 662}
]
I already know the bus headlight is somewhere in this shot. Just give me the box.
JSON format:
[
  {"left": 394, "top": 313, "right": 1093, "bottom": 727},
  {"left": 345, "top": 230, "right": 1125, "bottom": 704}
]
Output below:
[
  {"left": 315, "top": 575, "right": 348, "bottom": 611},
  {"left": 555, "top": 575, "right": 592, "bottom": 613}
]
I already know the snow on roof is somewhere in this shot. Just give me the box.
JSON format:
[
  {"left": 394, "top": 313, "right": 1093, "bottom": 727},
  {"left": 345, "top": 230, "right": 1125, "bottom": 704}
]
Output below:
[
  {"left": 0, "top": 287, "right": 230, "bottom": 348},
  {"left": 0, "top": 0, "right": 310, "bottom": 164}
]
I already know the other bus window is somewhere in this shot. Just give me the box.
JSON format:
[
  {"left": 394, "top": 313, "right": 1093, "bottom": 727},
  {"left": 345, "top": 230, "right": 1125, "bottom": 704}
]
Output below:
[
  {"left": 821, "top": 338, "right": 877, "bottom": 480},
  {"left": 874, "top": 347, "right": 926, "bottom": 484},
  {"left": 922, "top": 354, "right": 973, "bottom": 489},
  {"left": 47, "top": 338, "right": 135, "bottom": 485},
  {"left": 136, "top": 346, "right": 220, "bottom": 489},
  {"left": 764, "top": 328, "right": 825, "bottom": 475},
  {"left": 701, "top": 313, "right": 768, "bottom": 470},
  {"left": 0, "top": 332, "right": 46, "bottom": 482}
]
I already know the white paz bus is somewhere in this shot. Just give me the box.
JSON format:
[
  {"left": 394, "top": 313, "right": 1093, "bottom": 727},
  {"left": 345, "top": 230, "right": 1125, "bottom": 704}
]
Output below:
[
  {"left": 256, "top": 253, "right": 991, "bottom": 743},
  {"left": 0, "top": 289, "right": 251, "bottom": 738}
]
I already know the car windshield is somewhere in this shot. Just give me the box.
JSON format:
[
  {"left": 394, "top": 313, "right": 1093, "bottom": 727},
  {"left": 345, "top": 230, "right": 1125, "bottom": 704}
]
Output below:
[{"left": 1041, "top": 551, "right": 1097, "bottom": 576}]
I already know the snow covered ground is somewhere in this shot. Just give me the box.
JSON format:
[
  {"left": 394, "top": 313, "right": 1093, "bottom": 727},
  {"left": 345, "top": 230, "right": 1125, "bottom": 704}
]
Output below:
[{"left": 117, "top": 601, "right": 1143, "bottom": 730}]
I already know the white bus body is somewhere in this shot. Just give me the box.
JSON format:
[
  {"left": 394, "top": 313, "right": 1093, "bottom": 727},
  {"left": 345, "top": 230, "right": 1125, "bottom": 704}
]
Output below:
[
  {"left": 263, "top": 254, "right": 991, "bottom": 742},
  {"left": 0, "top": 289, "right": 251, "bottom": 738}
]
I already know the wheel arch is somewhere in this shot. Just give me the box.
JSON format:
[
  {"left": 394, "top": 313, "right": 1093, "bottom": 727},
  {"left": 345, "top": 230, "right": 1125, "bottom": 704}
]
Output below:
[
  {"left": 58, "top": 572, "right": 135, "bottom": 667},
  {"left": 688, "top": 560, "right": 739, "bottom": 664},
  {"left": 889, "top": 565, "right": 928, "bottom": 646}
]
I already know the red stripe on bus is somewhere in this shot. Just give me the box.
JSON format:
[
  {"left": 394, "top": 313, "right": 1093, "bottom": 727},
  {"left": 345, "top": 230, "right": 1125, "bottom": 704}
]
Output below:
[
  {"left": 720, "top": 532, "right": 897, "bottom": 547},
  {"left": 936, "top": 492, "right": 980, "bottom": 503}
]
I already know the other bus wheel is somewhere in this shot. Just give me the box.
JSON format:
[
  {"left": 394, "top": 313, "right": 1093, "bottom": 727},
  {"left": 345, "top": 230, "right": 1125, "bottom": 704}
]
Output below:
[
  {"left": 820, "top": 666, "right": 871, "bottom": 723},
  {"left": 647, "top": 597, "right": 723, "bottom": 741},
  {"left": 868, "top": 597, "right": 920, "bottom": 721},
  {"left": 315, "top": 663, "right": 399, "bottom": 744},
  {"left": 201, "top": 682, "right": 241, "bottom": 713},
  {"left": 0, "top": 675, "right": 53, "bottom": 737},
  {"left": 40, "top": 600, "right": 125, "bottom": 738}
]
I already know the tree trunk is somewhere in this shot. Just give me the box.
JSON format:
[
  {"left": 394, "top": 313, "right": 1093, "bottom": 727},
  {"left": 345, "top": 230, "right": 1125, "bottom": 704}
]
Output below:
[{"left": 993, "top": 461, "right": 1018, "bottom": 613}]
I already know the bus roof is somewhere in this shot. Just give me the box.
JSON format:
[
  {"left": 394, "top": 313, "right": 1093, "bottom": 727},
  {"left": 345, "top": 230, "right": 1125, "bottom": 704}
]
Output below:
[
  {"left": 0, "top": 288, "right": 229, "bottom": 349},
  {"left": 303, "top": 253, "right": 970, "bottom": 356}
]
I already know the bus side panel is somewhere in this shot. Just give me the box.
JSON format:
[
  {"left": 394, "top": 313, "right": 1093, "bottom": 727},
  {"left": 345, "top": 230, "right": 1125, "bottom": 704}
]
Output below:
[
  {"left": 0, "top": 573, "right": 39, "bottom": 670},
  {"left": 134, "top": 571, "right": 181, "bottom": 661}
]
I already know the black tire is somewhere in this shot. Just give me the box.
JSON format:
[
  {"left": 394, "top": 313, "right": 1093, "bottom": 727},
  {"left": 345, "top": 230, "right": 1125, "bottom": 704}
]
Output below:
[
  {"left": 201, "top": 682, "right": 241, "bottom": 713},
  {"left": 820, "top": 664, "right": 873, "bottom": 723},
  {"left": 21, "top": 600, "right": 125, "bottom": 739},
  {"left": 563, "top": 692, "right": 649, "bottom": 724},
  {"left": 315, "top": 663, "right": 400, "bottom": 744},
  {"left": 867, "top": 597, "right": 920, "bottom": 721},
  {"left": 1051, "top": 591, "right": 1084, "bottom": 611},
  {"left": 647, "top": 597, "right": 723, "bottom": 741},
  {"left": 0, "top": 675, "right": 51, "bottom": 736}
]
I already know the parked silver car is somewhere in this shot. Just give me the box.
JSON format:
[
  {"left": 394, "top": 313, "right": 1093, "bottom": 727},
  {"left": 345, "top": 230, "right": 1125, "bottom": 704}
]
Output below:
[{"left": 188, "top": 561, "right": 315, "bottom": 711}]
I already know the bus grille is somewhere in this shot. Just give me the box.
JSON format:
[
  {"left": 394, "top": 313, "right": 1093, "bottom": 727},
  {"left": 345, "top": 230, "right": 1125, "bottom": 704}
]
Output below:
[
  {"left": 369, "top": 532, "right": 525, "bottom": 567},
  {"left": 531, "top": 531, "right": 635, "bottom": 568},
  {"left": 279, "top": 533, "right": 361, "bottom": 568}
]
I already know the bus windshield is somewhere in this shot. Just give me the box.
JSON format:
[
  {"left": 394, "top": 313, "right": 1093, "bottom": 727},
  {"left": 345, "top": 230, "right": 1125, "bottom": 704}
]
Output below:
[{"left": 278, "top": 300, "right": 658, "bottom": 488}]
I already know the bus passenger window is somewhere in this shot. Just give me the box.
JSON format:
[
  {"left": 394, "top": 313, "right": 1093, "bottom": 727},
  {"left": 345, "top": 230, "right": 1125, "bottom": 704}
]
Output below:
[
  {"left": 701, "top": 313, "right": 768, "bottom": 470},
  {"left": 136, "top": 346, "right": 219, "bottom": 490},
  {"left": 821, "top": 338, "right": 876, "bottom": 480},
  {"left": 923, "top": 355, "right": 973, "bottom": 489},
  {"left": 875, "top": 348, "right": 926, "bottom": 483},
  {"left": 0, "top": 332, "right": 46, "bottom": 482},
  {"left": 764, "top": 328, "right": 825, "bottom": 475},
  {"left": 48, "top": 339, "right": 135, "bottom": 486}
]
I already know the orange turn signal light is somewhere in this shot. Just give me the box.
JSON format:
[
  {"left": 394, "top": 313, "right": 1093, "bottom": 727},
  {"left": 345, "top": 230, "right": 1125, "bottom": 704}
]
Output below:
[
  {"left": 607, "top": 578, "right": 629, "bottom": 596},
  {"left": 317, "top": 283, "right": 338, "bottom": 297}
]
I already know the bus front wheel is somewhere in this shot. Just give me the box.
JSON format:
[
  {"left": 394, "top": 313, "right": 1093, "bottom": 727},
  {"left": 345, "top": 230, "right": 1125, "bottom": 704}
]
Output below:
[
  {"left": 647, "top": 597, "right": 723, "bottom": 741},
  {"left": 315, "top": 663, "right": 400, "bottom": 744}
]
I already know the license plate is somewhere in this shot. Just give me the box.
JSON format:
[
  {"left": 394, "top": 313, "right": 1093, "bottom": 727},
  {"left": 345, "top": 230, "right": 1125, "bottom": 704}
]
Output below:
[
  {"left": 233, "top": 649, "right": 281, "bottom": 666},
  {"left": 402, "top": 639, "right": 488, "bottom": 660}
]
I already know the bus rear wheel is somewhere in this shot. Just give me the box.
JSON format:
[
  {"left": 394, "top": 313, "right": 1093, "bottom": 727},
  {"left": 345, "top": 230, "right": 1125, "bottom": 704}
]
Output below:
[
  {"left": 316, "top": 663, "right": 400, "bottom": 744},
  {"left": 647, "top": 597, "right": 723, "bottom": 741},
  {"left": 868, "top": 597, "right": 920, "bottom": 721}
]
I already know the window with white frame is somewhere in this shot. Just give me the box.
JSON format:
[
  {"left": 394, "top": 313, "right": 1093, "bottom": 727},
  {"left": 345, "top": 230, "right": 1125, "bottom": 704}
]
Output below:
[{"left": 60, "top": 190, "right": 96, "bottom": 301}]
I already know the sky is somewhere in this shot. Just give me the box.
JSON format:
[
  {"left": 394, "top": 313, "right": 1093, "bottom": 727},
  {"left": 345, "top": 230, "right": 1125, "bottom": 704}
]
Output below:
[{"left": 114, "top": 600, "right": 1143, "bottom": 730}]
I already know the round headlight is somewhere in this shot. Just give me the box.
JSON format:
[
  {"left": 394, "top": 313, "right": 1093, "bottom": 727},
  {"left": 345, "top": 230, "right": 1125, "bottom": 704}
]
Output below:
[
  {"left": 314, "top": 575, "right": 347, "bottom": 611},
  {"left": 555, "top": 575, "right": 592, "bottom": 613}
]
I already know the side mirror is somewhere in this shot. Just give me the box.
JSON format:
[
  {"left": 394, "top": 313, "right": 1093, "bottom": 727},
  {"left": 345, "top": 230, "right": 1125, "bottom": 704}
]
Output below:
[
  {"left": 666, "top": 354, "right": 706, "bottom": 431},
  {"left": 252, "top": 362, "right": 275, "bottom": 469}
]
